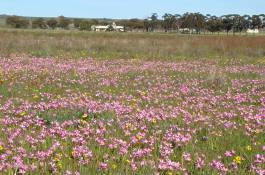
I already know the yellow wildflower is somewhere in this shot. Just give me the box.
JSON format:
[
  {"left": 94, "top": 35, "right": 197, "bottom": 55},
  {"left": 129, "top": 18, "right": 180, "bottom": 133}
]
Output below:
[
  {"left": 71, "top": 151, "right": 75, "bottom": 157},
  {"left": 19, "top": 112, "right": 26, "bottom": 116},
  {"left": 111, "top": 164, "right": 117, "bottom": 170},
  {"left": 136, "top": 134, "right": 142, "bottom": 140},
  {"left": 246, "top": 145, "right": 252, "bottom": 151},
  {"left": 126, "top": 159, "right": 131, "bottom": 164},
  {"left": 167, "top": 172, "right": 173, "bottom": 175},
  {"left": 81, "top": 113, "right": 88, "bottom": 119},
  {"left": 152, "top": 118, "right": 157, "bottom": 124},
  {"left": 54, "top": 154, "right": 63, "bottom": 169},
  {"left": 81, "top": 119, "right": 87, "bottom": 125},
  {"left": 255, "top": 129, "right": 260, "bottom": 134},
  {"left": 32, "top": 95, "right": 39, "bottom": 100},
  {"left": 54, "top": 157, "right": 60, "bottom": 163},
  {"left": 0, "top": 145, "right": 3, "bottom": 152},
  {"left": 57, "top": 161, "right": 63, "bottom": 169},
  {"left": 125, "top": 123, "right": 132, "bottom": 129},
  {"left": 57, "top": 153, "right": 63, "bottom": 159},
  {"left": 233, "top": 156, "right": 242, "bottom": 164}
]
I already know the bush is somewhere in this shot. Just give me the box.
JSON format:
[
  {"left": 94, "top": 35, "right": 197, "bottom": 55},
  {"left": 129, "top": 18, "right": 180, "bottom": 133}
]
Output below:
[
  {"left": 6, "top": 16, "right": 29, "bottom": 28},
  {"left": 106, "top": 25, "right": 114, "bottom": 32},
  {"left": 47, "top": 19, "right": 58, "bottom": 29},
  {"left": 57, "top": 16, "right": 71, "bottom": 29},
  {"left": 32, "top": 18, "right": 46, "bottom": 29},
  {"left": 73, "top": 19, "right": 82, "bottom": 28},
  {"left": 79, "top": 21, "right": 92, "bottom": 31}
]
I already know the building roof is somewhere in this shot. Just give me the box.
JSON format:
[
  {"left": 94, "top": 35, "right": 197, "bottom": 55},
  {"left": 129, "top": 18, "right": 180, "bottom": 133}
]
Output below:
[{"left": 92, "top": 22, "right": 124, "bottom": 30}]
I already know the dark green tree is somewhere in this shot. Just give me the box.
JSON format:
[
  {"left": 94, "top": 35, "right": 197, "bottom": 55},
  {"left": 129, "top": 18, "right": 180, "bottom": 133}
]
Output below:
[
  {"left": 150, "top": 13, "right": 159, "bottom": 32},
  {"left": 117, "top": 19, "right": 144, "bottom": 31},
  {"left": 243, "top": 15, "right": 251, "bottom": 29},
  {"left": 181, "top": 13, "right": 205, "bottom": 34},
  {"left": 231, "top": 15, "right": 250, "bottom": 34},
  {"left": 106, "top": 24, "right": 114, "bottom": 32},
  {"left": 206, "top": 16, "right": 222, "bottom": 34},
  {"left": 6, "top": 16, "right": 29, "bottom": 28},
  {"left": 175, "top": 14, "right": 182, "bottom": 32},
  {"left": 143, "top": 19, "right": 152, "bottom": 32},
  {"left": 128, "top": 19, "right": 144, "bottom": 30},
  {"left": 79, "top": 21, "right": 92, "bottom": 31},
  {"left": 194, "top": 13, "right": 206, "bottom": 33},
  {"left": 221, "top": 15, "right": 233, "bottom": 35},
  {"left": 251, "top": 15, "right": 262, "bottom": 29},
  {"left": 32, "top": 18, "right": 46, "bottom": 29},
  {"left": 73, "top": 19, "right": 82, "bottom": 29},
  {"left": 162, "top": 13, "right": 176, "bottom": 32},
  {"left": 259, "top": 14, "right": 265, "bottom": 28},
  {"left": 47, "top": 19, "right": 58, "bottom": 29},
  {"left": 57, "top": 16, "right": 70, "bottom": 29}
]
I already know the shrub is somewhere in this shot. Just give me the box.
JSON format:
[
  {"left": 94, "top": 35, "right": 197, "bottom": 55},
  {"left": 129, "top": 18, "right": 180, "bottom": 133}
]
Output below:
[
  {"left": 47, "top": 19, "right": 58, "bottom": 29},
  {"left": 6, "top": 16, "right": 29, "bottom": 28},
  {"left": 57, "top": 16, "right": 71, "bottom": 29},
  {"left": 32, "top": 18, "right": 46, "bottom": 29}
]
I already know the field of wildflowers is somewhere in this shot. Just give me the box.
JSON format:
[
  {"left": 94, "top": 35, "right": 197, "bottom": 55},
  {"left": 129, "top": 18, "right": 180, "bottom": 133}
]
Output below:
[{"left": 0, "top": 57, "right": 264, "bottom": 174}]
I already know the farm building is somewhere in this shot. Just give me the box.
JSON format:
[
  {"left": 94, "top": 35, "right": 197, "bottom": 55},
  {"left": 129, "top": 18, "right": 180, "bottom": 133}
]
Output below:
[
  {"left": 179, "top": 28, "right": 197, "bottom": 34},
  {"left": 91, "top": 22, "right": 124, "bottom": 32},
  {"left": 246, "top": 29, "right": 259, "bottom": 34}
]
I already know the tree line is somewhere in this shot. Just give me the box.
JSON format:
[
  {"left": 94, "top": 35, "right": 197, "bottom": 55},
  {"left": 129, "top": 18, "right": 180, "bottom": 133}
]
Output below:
[{"left": 5, "top": 13, "right": 265, "bottom": 34}]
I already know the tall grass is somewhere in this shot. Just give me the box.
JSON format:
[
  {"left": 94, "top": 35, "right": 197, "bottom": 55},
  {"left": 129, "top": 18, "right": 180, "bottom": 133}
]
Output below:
[{"left": 0, "top": 28, "right": 265, "bottom": 62}]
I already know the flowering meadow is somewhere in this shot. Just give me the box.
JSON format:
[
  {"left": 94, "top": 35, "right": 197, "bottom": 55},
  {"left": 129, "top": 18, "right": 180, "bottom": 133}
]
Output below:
[{"left": 0, "top": 57, "right": 264, "bottom": 175}]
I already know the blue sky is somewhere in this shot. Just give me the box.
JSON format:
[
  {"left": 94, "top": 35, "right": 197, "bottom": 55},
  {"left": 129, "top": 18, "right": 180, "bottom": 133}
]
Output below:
[{"left": 0, "top": 0, "right": 264, "bottom": 19}]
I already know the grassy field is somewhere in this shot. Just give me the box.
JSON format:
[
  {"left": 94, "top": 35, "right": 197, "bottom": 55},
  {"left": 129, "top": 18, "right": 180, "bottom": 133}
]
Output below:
[
  {"left": 0, "top": 28, "right": 265, "bottom": 63},
  {"left": 0, "top": 29, "right": 264, "bottom": 174}
]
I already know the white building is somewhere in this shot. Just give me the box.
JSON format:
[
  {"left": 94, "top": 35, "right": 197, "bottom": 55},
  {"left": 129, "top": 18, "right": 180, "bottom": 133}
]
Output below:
[
  {"left": 179, "top": 28, "right": 197, "bottom": 34},
  {"left": 91, "top": 22, "right": 124, "bottom": 32},
  {"left": 247, "top": 29, "right": 259, "bottom": 34}
]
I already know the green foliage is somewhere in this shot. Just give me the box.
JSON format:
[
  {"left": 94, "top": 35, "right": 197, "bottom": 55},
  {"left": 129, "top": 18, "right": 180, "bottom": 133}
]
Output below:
[
  {"left": 232, "top": 15, "right": 247, "bottom": 33},
  {"left": 206, "top": 16, "right": 223, "bottom": 33},
  {"left": 222, "top": 16, "right": 233, "bottom": 34},
  {"left": 79, "top": 21, "right": 92, "bottom": 31},
  {"left": 73, "top": 19, "right": 82, "bottom": 28},
  {"left": 2, "top": 12, "right": 265, "bottom": 35},
  {"left": 117, "top": 19, "right": 144, "bottom": 31},
  {"left": 57, "top": 16, "right": 71, "bottom": 29},
  {"left": 47, "top": 19, "right": 58, "bottom": 29},
  {"left": 106, "top": 25, "right": 114, "bottom": 32},
  {"left": 143, "top": 13, "right": 159, "bottom": 32},
  {"left": 6, "top": 16, "right": 29, "bottom": 28},
  {"left": 251, "top": 15, "right": 262, "bottom": 29},
  {"left": 181, "top": 12, "right": 205, "bottom": 33},
  {"left": 162, "top": 13, "right": 177, "bottom": 32},
  {"left": 32, "top": 18, "right": 46, "bottom": 29}
]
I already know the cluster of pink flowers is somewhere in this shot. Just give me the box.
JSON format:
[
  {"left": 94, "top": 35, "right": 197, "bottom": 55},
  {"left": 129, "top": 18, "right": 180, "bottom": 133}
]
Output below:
[{"left": 0, "top": 57, "right": 264, "bottom": 174}]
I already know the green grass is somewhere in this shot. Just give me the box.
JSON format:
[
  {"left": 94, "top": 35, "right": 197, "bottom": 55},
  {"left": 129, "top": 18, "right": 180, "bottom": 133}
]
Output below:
[
  {"left": 0, "top": 29, "right": 264, "bottom": 174},
  {"left": 0, "top": 28, "right": 265, "bottom": 64}
]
